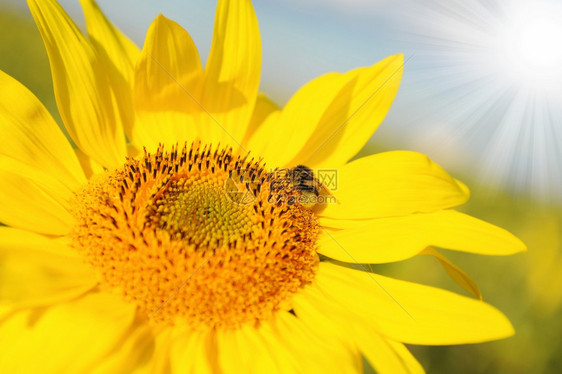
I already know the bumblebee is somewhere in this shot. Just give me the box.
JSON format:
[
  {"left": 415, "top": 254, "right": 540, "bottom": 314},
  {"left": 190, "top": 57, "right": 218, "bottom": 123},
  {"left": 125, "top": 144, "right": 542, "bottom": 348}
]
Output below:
[{"left": 286, "top": 165, "right": 330, "bottom": 210}]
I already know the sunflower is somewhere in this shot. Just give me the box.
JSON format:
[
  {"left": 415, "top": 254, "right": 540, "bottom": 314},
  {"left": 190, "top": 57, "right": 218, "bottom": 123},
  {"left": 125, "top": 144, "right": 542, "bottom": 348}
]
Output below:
[{"left": 0, "top": 0, "right": 526, "bottom": 372}]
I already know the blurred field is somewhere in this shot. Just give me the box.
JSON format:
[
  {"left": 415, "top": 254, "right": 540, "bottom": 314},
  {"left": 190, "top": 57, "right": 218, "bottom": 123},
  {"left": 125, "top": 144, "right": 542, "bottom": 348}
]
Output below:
[
  {"left": 358, "top": 142, "right": 562, "bottom": 373},
  {"left": 395, "top": 185, "right": 561, "bottom": 374},
  {"left": 1, "top": 7, "right": 561, "bottom": 374},
  {"left": 361, "top": 142, "right": 562, "bottom": 373}
]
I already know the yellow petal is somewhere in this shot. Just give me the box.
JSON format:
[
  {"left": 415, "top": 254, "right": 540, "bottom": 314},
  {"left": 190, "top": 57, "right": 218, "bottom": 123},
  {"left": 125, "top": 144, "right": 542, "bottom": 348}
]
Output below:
[
  {"left": 320, "top": 151, "right": 469, "bottom": 220},
  {"left": 247, "top": 72, "right": 349, "bottom": 166},
  {"left": 132, "top": 14, "right": 204, "bottom": 150},
  {"left": 0, "top": 227, "right": 96, "bottom": 308},
  {"left": 217, "top": 323, "right": 294, "bottom": 373},
  {"left": 170, "top": 329, "right": 215, "bottom": 374},
  {"left": 421, "top": 247, "right": 482, "bottom": 299},
  {"left": 361, "top": 335, "right": 424, "bottom": 374},
  {"left": 319, "top": 210, "right": 526, "bottom": 263},
  {"left": 290, "top": 54, "right": 404, "bottom": 168},
  {"left": 80, "top": 0, "right": 140, "bottom": 141},
  {"left": 92, "top": 325, "right": 169, "bottom": 374},
  {"left": 315, "top": 262, "right": 515, "bottom": 345},
  {"left": 0, "top": 156, "right": 74, "bottom": 235},
  {"left": 293, "top": 290, "right": 423, "bottom": 374},
  {"left": 0, "top": 70, "right": 85, "bottom": 189},
  {"left": 74, "top": 148, "right": 106, "bottom": 179},
  {"left": 0, "top": 292, "right": 137, "bottom": 373},
  {"left": 203, "top": 0, "right": 261, "bottom": 147},
  {"left": 79, "top": 0, "right": 139, "bottom": 80},
  {"left": 207, "top": 313, "right": 362, "bottom": 373},
  {"left": 28, "top": 0, "right": 126, "bottom": 168},
  {"left": 260, "top": 312, "right": 362, "bottom": 373},
  {"left": 242, "top": 93, "right": 280, "bottom": 145}
]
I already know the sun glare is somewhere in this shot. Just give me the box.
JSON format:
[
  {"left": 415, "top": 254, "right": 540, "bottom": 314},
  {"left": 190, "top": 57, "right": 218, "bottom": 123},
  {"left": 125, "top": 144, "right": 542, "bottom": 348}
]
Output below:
[
  {"left": 399, "top": 0, "right": 562, "bottom": 203},
  {"left": 499, "top": 2, "right": 562, "bottom": 88}
]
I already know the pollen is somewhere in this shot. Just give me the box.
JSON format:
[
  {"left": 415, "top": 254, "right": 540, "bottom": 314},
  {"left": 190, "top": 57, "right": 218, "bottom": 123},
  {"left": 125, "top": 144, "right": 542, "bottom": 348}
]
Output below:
[{"left": 70, "top": 143, "right": 319, "bottom": 329}]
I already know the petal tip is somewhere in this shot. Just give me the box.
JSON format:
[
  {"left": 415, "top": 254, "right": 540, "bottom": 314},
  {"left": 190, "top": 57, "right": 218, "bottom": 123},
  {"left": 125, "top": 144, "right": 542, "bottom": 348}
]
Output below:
[
  {"left": 455, "top": 179, "right": 471, "bottom": 200},
  {"left": 512, "top": 236, "right": 528, "bottom": 253},
  {"left": 154, "top": 13, "right": 168, "bottom": 25}
]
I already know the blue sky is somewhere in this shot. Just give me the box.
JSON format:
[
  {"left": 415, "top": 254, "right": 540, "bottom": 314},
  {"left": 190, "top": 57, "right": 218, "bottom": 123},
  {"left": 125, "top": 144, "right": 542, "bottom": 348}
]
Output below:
[{"left": 4, "top": 0, "right": 562, "bottom": 203}]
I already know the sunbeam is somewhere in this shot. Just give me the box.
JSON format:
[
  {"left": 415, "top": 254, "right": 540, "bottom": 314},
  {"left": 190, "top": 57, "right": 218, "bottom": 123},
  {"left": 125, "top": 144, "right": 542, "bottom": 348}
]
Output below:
[{"left": 398, "top": 0, "right": 562, "bottom": 203}]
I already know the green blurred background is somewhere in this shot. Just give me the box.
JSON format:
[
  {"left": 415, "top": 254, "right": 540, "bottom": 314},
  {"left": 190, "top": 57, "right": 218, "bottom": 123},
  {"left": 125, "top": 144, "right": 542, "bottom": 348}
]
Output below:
[{"left": 1, "top": 4, "right": 561, "bottom": 373}]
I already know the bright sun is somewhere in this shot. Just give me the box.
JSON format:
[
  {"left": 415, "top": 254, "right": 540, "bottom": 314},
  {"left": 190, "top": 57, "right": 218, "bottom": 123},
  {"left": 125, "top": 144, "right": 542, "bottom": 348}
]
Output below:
[
  {"left": 517, "top": 19, "right": 562, "bottom": 69},
  {"left": 498, "top": 2, "right": 562, "bottom": 88},
  {"left": 404, "top": 0, "right": 562, "bottom": 202}
]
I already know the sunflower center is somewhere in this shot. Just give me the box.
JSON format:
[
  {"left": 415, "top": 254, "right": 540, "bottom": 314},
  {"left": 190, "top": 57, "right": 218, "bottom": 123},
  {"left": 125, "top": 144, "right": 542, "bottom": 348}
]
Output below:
[
  {"left": 146, "top": 175, "right": 254, "bottom": 245},
  {"left": 70, "top": 143, "right": 319, "bottom": 329}
]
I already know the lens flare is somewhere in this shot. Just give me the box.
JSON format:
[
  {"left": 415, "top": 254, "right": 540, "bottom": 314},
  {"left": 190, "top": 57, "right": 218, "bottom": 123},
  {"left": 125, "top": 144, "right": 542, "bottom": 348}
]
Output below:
[
  {"left": 498, "top": 2, "right": 562, "bottom": 89},
  {"left": 395, "top": 0, "right": 562, "bottom": 203}
]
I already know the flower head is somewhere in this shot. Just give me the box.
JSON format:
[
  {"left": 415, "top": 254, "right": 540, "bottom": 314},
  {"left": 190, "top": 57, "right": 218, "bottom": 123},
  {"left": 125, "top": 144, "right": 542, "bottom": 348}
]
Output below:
[{"left": 0, "top": 0, "right": 525, "bottom": 372}]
